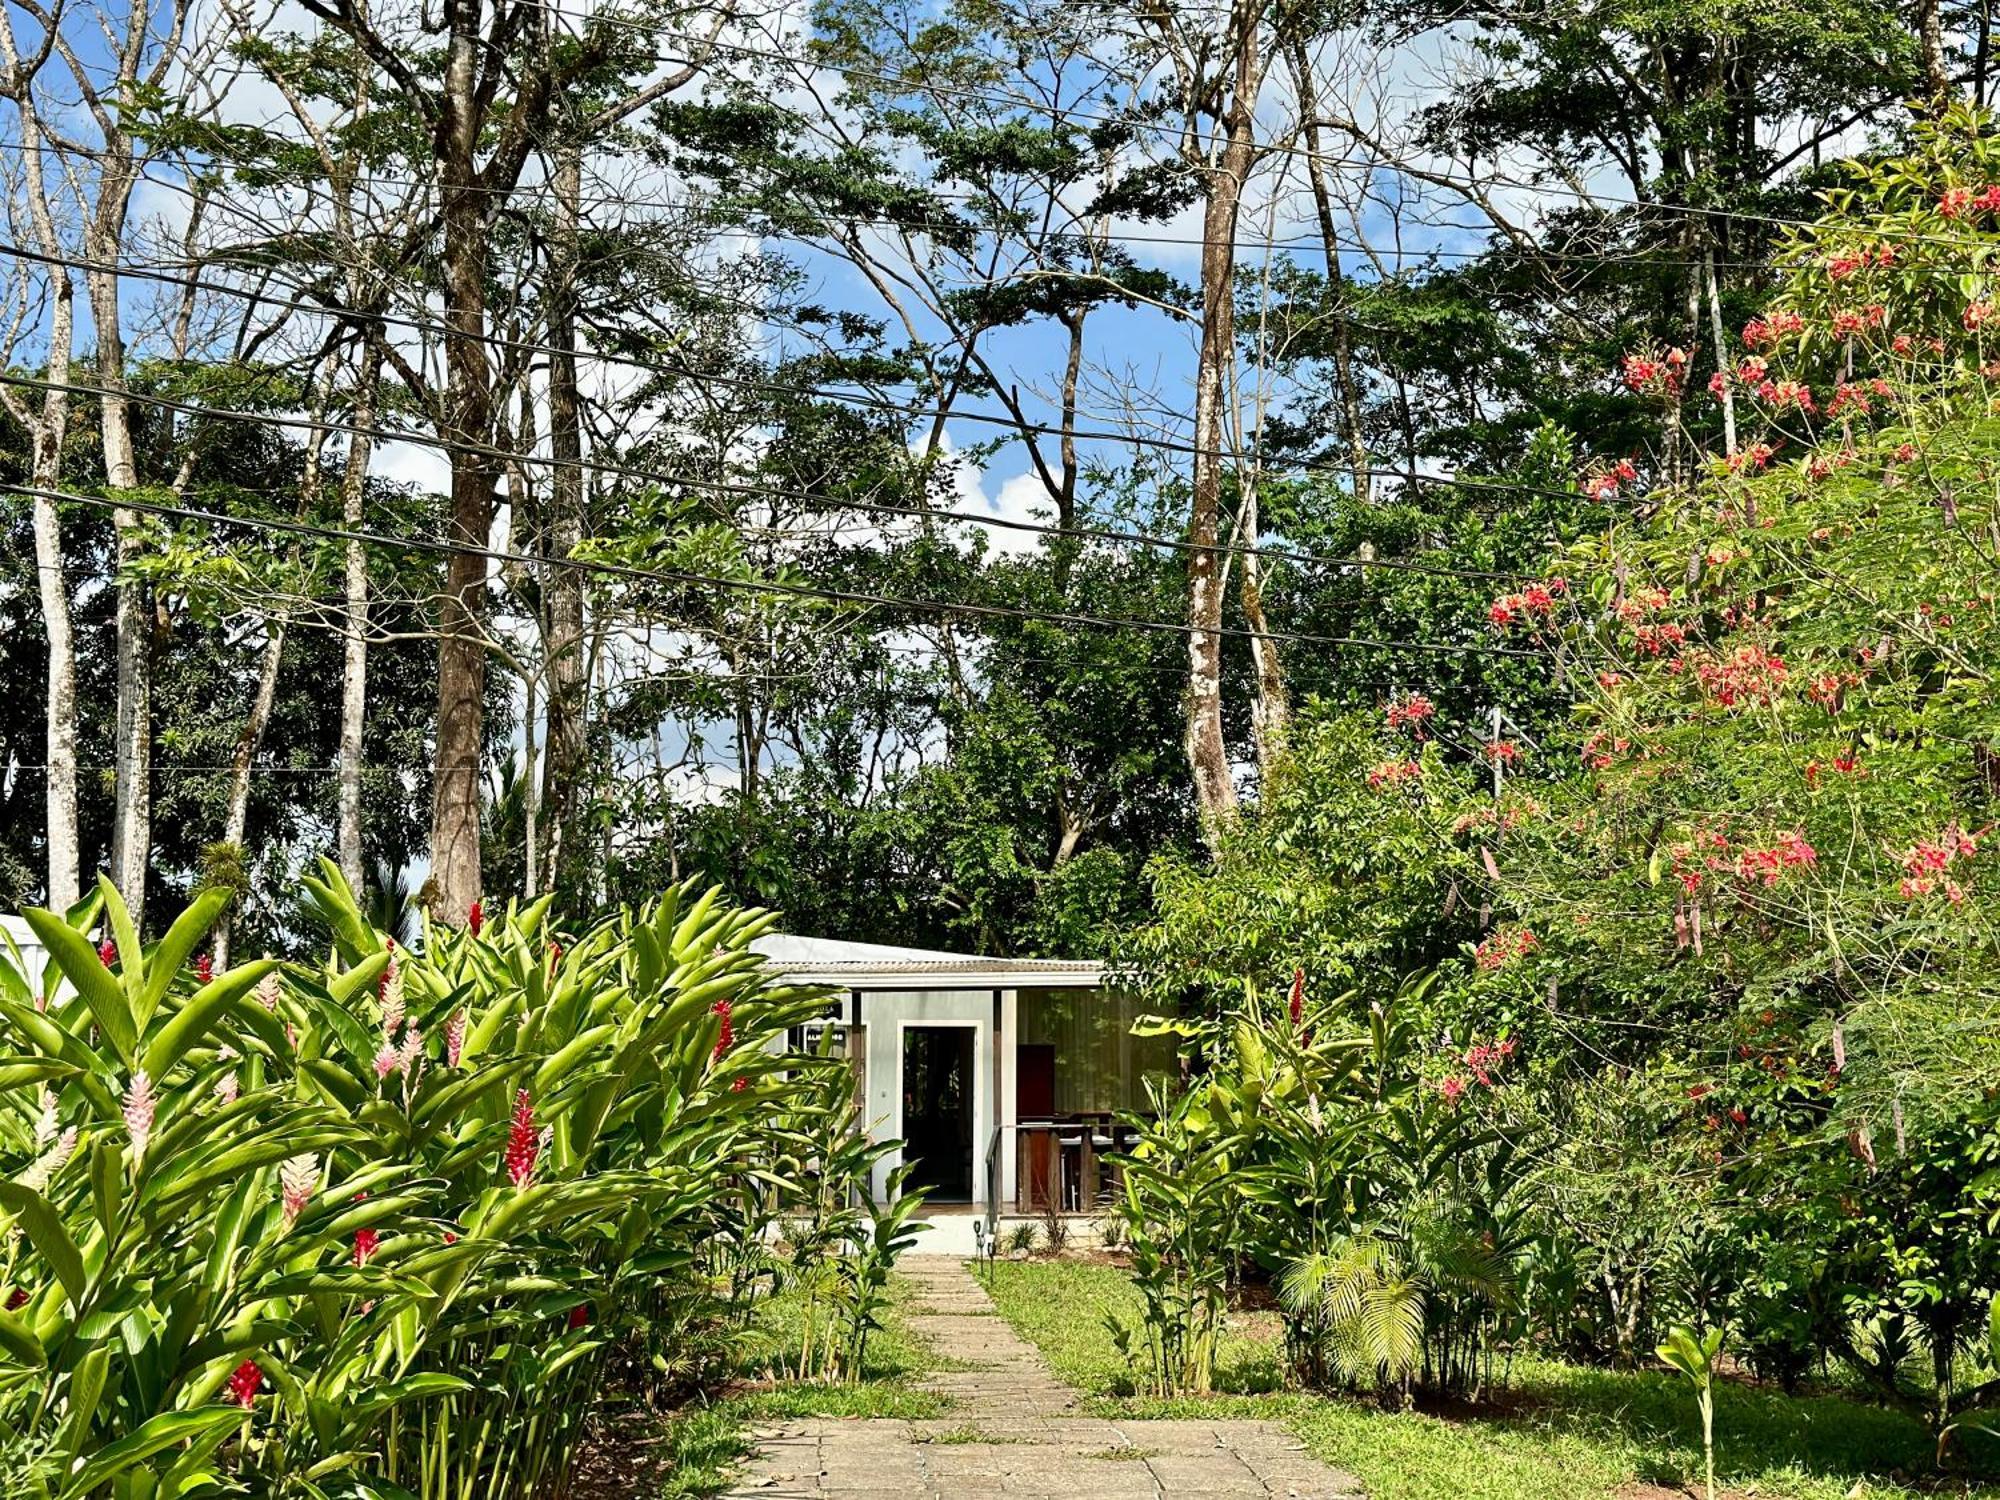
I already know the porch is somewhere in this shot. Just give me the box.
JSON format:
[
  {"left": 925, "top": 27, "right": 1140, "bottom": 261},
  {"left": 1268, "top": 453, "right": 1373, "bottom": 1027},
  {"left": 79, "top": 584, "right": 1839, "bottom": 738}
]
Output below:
[{"left": 749, "top": 935, "right": 1174, "bottom": 1227}]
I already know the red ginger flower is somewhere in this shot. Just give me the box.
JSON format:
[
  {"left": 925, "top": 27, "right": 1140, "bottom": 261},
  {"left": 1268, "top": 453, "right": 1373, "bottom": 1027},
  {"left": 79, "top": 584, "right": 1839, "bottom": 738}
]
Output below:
[
  {"left": 467, "top": 900, "right": 484, "bottom": 937},
  {"left": 1287, "top": 968, "right": 1304, "bottom": 1029},
  {"left": 568, "top": 1304, "right": 590, "bottom": 1330},
  {"left": 228, "top": 1358, "right": 262, "bottom": 1409},
  {"left": 193, "top": 953, "right": 214, "bottom": 986},
  {"left": 5, "top": 1289, "right": 28, "bottom": 1311},
  {"left": 712, "top": 999, "right": 735, "bottom": 1060},
  {"left": 352, "top": 1228, "right": 379, "bottom": 1266},
  {"left": 98, "top": 939, "right": 117, "bottom": 967},
  {"left": 504, "top": 1088, "right": 538, "bottom": 1188}
]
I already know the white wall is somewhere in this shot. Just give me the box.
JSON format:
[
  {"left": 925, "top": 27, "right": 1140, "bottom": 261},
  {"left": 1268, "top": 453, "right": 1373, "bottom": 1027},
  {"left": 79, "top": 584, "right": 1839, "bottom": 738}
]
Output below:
[
  {"left": 860, "top": 988, "right": 997, "bottom": 1204},
  {"left": 1, "top": 916, "right": 50, "bottom": 996}
]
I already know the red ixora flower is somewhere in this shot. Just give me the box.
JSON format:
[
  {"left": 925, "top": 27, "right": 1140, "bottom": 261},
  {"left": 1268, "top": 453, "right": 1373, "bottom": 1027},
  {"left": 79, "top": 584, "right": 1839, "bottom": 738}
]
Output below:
[
  {"left": 504, "top": 1088, "right": 538, "bottom": 1189},
  {"left": 1365, "top": 759, "right": 1422, "bottom": 791},
  {"left": 1385, "top": 692, "right": 1435, "bottom": 734},
  {"left": 467, "top": 900, "right": 484, "bottom": 936},
  {"left": 228, "top": 1358, "right": 263, "bottom": 1409}
]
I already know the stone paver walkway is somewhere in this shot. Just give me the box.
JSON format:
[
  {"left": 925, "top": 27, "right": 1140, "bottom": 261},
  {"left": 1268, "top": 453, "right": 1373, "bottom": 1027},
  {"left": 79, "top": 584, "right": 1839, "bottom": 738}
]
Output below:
[{"left": 725, "top": 1256, "right": 1364, "bottom": 1498}]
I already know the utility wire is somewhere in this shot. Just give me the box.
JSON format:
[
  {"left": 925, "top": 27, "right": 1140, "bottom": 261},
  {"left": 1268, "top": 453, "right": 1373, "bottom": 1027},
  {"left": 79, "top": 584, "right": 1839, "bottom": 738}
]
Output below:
[
  {"left": 0, "top": 242, "right": 1619, "bottom": 531},
  {"left": 0, "top": 364, "right": 1568, "bottom": 588},
  {"left": 6, "top": 482, "right": 1547, "bottom": 660}
]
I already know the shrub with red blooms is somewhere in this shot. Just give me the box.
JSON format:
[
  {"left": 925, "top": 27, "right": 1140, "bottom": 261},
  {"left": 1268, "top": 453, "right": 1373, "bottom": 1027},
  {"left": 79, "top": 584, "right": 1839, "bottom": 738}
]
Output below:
[
  {"left": 1365, "top": 758, "right": 1422, "bottom": 790},
  {"left": 228, "top": 1359, "right": 263, "bottom": 1409},
  {"left": 504, "top": 1088, "right": 538, "bottom": 1189},
  {"left": 1385, "top": 692, "right": 1435, "bottom": 734}
]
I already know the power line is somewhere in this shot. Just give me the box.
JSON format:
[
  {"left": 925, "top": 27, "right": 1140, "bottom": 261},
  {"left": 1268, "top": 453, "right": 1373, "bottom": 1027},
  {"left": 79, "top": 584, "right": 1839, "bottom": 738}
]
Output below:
[
  {"left": 0, "top": 240, "right": 1617, "bottom": 533},
  {"left": 6, "top": 482, "right": 1548, "bottom": 660},
  {"left": 5, "top": 135, "right": 1789, "bottom": 275},
  {"left": 0, "top": 364, "right": 1568, "bottom": 592}
]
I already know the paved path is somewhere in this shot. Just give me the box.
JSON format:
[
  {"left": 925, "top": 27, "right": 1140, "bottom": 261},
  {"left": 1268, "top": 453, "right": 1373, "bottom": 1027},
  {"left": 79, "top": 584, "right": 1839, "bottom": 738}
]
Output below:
[{"left": 725, "top": 1256, "right": 1364, "bottom": 1498}]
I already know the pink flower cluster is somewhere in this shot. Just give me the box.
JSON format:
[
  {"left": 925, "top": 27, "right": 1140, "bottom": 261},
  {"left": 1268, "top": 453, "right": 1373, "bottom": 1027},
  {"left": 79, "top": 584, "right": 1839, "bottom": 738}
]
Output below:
[
  {"left": 1696, "top": 644, "right": 1788, "bottom": 708},
  {"left": 1622, "top": 348, "right": 1687, "bottom": 397},
  {"left": 1939, "top": 184, "right": 2000, "bottom": 218},
  {"left": 1899, "top": 826, "right": 1980, "bottom": 902},
  {"left": 1488, "top": 577, "right": 1567, "bottom": 628},
  {"left": 1385, "top": 692, "right": 1435, "bottom": 733},
  {"left": 1742, "top": 310, "right": 1805, "bottom": 348},
  {"left": 1474, "top": 927, "right": 1538, "bottom": 971},
  {"left": 1584, "top": 457, "right": 1640, "bottom": 502},
  {"left": 1365, "top": 759, "right": 1422, "bottom": 791},
  {"left": 1735, "top": 831, "right": 1817, "bottom": 887}
]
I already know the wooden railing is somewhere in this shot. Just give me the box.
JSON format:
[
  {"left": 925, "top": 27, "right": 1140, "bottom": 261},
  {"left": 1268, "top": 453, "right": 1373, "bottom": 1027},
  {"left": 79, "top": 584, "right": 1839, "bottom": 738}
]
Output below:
[{"left": 1010, "top": 1117, "right": 1136, "bottom": 1215}]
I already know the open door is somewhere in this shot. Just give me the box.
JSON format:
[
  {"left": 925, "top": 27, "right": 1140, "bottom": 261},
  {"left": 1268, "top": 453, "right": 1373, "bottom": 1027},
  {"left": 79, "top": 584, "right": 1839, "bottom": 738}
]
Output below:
[{"left": 901, "top": 1025, "right": 975, "bottom": 1201}]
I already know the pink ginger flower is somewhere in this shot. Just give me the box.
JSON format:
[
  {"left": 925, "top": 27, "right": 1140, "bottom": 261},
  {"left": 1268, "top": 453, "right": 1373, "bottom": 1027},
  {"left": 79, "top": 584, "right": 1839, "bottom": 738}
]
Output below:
[
  {"left": 215, "top": 1072, "right": 239, "bottom": 1105},
  {"left": 372, "top": 1042, "right": 401, "bottom": 1080},
  {"left": 254, "top": 973, "right": 282, "bottom": 1012},
  {"left": 228, "top": 1359, "right": 262, "bottom": 1409},
  {"left": 19, "top": 1126, "right": 77, "bottom": 1193},
  {"left": 123, "top": 1070, "right": 155, "bottom": 1161},
  {"left": 279, "top": 1153, "right": 318, "bottom": 1228},
  {"left": 445, "top": 1010, "right": 467, "bottom": 1068},
  {"left": 379, "top": 961, "right": 405, "bottom": 1037},
  {"left": 397, "top": 1026, "right": 424, "bottom": 1075},
  {"left": 504, "top": 1089, "right": 538, "bottom": 1188}
]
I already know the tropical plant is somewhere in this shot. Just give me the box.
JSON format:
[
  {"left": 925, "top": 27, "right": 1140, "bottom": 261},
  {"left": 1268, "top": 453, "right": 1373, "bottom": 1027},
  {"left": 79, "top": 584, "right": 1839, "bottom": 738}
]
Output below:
[
  {"left": 1657, "top": 1323, "right": 1726, "bottom": 1500},
  {"left": 0, "top": 863, "right": 857, "bottom": 1496}
]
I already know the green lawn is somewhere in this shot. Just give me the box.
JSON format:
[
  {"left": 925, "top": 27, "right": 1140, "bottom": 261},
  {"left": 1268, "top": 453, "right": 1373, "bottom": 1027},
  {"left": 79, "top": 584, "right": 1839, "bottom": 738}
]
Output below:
[{"left": 977, "top": 1257, "right": 2000, "bottom": 1500}]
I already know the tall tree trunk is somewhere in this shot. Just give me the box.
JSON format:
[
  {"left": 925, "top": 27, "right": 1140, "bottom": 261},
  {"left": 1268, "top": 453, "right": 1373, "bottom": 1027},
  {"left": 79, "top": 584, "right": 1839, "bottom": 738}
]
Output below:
[
  {"left": 542, "top": 142, "right": 589, "bottom": 891},
  {"left": 339, "top": 332, "right": 383, "bottom": 894},
  {"left": 1184, "top": 3, "right": 1263, "bottom": 840},
  {"left": 1236, "top": 483, "right": 1288, "bottom": 778},
  {"left": 1918, "top": 0, "right": 1952, "bottom": 101},
  {"left": 88, "top": 187, "right": 150, "bottom": 925},
  {"left": 4, "top": 55, "right": 82, "bottom": 910},
  {"left": 213, "top": 613, "right": 287, "bottom": 967},
  {"left": 1287, "top": 37, "right": 1369, "bottom": 500},
  {"left": 428, "top": 0, "right": 497, "bottom": 921}
]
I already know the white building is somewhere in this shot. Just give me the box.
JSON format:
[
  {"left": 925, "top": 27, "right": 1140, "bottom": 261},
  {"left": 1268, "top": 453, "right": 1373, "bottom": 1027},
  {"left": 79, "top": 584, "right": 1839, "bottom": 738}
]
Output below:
[{"left": 749, "top": 934, "right": 1175, "bottom": 1223}]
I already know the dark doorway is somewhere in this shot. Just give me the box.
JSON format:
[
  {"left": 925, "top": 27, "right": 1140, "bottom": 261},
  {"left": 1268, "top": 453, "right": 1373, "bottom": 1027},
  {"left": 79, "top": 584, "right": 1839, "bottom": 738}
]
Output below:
[{"left": 902, "top": 1026, "right": 975, "bottom": 1201}]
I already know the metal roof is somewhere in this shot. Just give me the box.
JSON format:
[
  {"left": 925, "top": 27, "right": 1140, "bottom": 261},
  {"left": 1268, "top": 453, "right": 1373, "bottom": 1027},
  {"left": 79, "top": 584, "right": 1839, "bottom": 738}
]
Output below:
[{"left": 750, "top": 932, "right": 1102, "bottom": 990}]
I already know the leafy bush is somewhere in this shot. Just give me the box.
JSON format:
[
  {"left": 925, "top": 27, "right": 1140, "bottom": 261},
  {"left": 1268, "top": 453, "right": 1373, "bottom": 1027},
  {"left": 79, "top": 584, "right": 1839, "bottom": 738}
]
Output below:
[{"left": 0, "top": 864, "right": 859, "bottom": 1496}]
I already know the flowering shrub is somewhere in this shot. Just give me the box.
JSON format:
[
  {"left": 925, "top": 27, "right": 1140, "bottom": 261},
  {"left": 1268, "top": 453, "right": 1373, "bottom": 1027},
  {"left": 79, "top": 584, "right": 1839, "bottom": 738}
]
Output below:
[{"left": 0, "top": 866, "right": 843, "bottom": 1495}]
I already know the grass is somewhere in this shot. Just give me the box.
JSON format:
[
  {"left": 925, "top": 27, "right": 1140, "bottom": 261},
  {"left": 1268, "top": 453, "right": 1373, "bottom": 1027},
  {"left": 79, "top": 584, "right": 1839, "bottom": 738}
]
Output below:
[
  {"left": 649, "top": 1274, "right": 952, "bottom": 1496},
  {"left": 979, "top": 1258, "right": 2000, "bottom": 1500}
]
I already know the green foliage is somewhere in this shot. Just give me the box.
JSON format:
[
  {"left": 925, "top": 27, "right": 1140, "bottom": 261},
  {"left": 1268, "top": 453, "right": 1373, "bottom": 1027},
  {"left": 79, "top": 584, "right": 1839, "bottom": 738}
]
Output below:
[{"left": 0, "top": 866, "right": 875, "bottom": 1496}]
